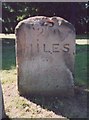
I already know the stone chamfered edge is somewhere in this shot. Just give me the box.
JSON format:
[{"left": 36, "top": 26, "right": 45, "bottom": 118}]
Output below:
[{"left": 0, "top": 81, "right": 6, "bottom": 119}]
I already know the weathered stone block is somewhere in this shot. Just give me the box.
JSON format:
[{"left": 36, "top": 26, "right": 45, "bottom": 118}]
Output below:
[{"left": 15, "top": 16, "right": 76, "bottom": 96}]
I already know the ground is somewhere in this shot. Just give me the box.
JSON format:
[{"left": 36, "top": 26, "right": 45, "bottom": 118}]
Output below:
[
  {"left": 1, "top": 38, "right": 89, "bottom": 119},
  {"left": 1, "top": 69, "right": 88, "bottom": 119}
]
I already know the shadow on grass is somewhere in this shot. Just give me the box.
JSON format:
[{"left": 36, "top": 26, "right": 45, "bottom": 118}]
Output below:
[
  {"left": 2, "top": 39, "right": 16, "bottom": 70},
  {"left": 24, "top": 88, "right": 88, "bottom": 118}
]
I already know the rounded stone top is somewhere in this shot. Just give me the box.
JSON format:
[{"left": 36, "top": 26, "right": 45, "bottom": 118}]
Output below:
[{"left": 15, "top": 16, "right": 75, "bottom": 35}]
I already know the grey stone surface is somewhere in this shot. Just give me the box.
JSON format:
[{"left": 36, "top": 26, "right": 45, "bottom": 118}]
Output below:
[
  {"left": 15, "top": 16, "right": 76, "bottom": 96},
  {"left": 0, "top": 81, "right": 5, "bottom": 119}
]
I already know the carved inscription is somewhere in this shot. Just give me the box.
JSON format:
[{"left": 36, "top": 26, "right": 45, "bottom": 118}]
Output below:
[
  {"left": 52, "top": 44, "right": 60, "bottom": 52},
  {"left": 29, "top": 42, "right": 70, "bottom": 54}
]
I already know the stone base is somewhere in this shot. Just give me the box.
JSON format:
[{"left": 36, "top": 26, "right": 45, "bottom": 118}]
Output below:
[{"left": 18, "top": 85, "right": 74, "bottom": 97}]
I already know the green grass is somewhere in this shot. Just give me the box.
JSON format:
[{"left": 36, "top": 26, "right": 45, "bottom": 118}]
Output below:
[
  {"left": 1, "top": 69, "right": 17, "bottom": 85},
  {"left": 75, "top": 44, "right": 88, "bottom": 87},
  {"left": 2, "top": 39, "right": 88, "bottom": 88},
  {"left": 2, "top": 39, "right": 16, "bottom": 70}
]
